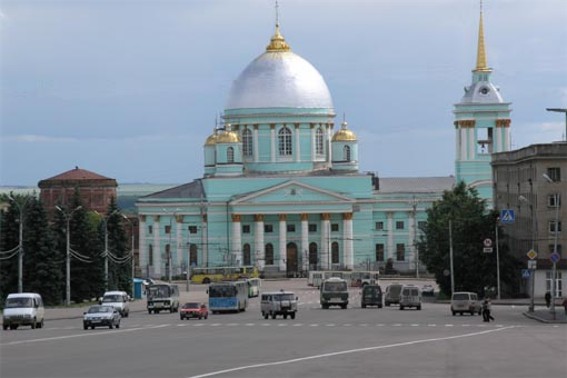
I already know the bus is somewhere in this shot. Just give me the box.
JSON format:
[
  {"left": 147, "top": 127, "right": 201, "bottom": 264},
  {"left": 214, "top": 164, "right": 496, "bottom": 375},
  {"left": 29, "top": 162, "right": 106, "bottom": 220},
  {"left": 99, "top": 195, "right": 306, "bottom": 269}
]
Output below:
[
  {"left": 246, "top": 277, "right": 261, "bottom": 298},
  {"left": 308, "top": 270, "right": 379, "bottom": 288},
  {"left": 208, "top": 281, "right": 248, "bottom": 313},
  {"left": 191, "top": 266, "right": 259, "bottom": 284},
  {"left": 147, "top": 283, "right": 180, "bottom": 314}
]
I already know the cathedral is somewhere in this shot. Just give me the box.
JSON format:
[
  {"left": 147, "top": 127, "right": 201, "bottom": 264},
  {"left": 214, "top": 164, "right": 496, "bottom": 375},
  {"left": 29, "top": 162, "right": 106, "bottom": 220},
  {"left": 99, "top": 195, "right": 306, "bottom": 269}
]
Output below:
[{"left": 136, "top": 7, "right": 509, "bottom": 279}]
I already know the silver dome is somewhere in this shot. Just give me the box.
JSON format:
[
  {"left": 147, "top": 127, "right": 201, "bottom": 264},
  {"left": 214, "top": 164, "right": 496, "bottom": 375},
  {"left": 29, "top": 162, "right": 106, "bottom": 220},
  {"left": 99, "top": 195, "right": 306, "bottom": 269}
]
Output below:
[
  {"left": 225, "top": 51, "right": 334, "bottom": 110},
  {"left": 460, "top": 81, "right": 504, "bottom": 104}
]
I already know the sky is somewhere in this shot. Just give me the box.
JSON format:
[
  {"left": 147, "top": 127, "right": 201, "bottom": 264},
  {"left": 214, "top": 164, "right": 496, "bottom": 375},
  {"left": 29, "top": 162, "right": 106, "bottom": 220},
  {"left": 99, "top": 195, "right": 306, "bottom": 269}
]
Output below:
[{"left": 1, "top": 0, "right": 566, "bottom": 187}]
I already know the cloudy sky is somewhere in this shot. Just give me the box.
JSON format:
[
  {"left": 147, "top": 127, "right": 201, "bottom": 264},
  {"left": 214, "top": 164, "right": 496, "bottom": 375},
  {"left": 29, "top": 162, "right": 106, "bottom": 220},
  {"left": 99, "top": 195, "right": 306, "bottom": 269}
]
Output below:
[{"left": 1, "top": 0, "right": 566, "bottom": 186}]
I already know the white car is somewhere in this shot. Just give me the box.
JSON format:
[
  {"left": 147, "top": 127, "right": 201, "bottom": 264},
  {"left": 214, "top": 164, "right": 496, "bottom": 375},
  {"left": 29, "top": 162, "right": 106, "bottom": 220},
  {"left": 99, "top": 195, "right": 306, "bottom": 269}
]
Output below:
[{"left": 83, "top": 305, "right": 121, "bottom": 330}]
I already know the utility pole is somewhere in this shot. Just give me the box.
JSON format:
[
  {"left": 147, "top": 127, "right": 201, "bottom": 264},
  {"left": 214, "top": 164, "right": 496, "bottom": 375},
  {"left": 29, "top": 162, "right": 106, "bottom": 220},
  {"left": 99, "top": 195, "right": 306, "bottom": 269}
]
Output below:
[
  {"left": 56, "top": 205, "right": 82, "bottom": 306},
  {"left": 449, "top": 219, "right": 455, "bottom": 295},
  {"left": 9, "top": 195, "right": 30, "bottom": 293}
]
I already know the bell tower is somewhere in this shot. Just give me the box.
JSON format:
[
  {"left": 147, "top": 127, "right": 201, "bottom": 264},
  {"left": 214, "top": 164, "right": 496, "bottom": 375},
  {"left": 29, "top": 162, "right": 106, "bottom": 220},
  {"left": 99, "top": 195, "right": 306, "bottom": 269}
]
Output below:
[{"left": 453, "top": 1, "right": 511, "bottom": 208}]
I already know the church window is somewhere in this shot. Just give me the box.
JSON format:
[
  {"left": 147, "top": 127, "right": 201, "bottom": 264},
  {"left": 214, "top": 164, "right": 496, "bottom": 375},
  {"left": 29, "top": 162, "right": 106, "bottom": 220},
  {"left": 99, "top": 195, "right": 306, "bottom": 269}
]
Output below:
[
  {"left": 165, "top": 225, "right": 171, "bottom": 234},
  {"left": 396, "top": 221, "right": 404, "bottom": 230},
  {"left": 376, "top": 244, "right": 384, "bottom": 262},
  {"left": 316, "top": 128, "right": 324, "bottom": 155},
  {"left": 331, "top": 242, "right": 339, "bottom": 264},
  {"left": 343, "top": 145, "right": 351, "bottom": 161},
  {"left": 189, "top": 244, "right": 198, "bottom": 266},
  {"left": 265, "top": 243, "right": 274, "bottom": 265},
  {"left": 287, "top": 224, "right": 296, "bottom": 233},
  {"left": 375, "top": 221, "right": 384, "bottom": 230},
  {"left": 308, "top": 224, "right": 317, "bottom": 233},
  {"left": 264, "top": 224, "right": 273, "bottom": 233},
  {"left": 242, "top": 128, "right": 253, "bottom": 157},
  {"left": 309, "top": 242, "right": 318, "bottom": 270},
  {"left": 243, "top": 244, "right": 251, "bottom": 266},
  {"left": 148, "top": 225, "right": 153, "bottom": 234},
  {"left": 148, "top": 244, "right": 153, "bottom": 266},
  {"left": 242, "top": 225, "right": 250, "bottom": 234},
  {"left": 331, "top": 223, "right": 339, "bottom": 232},
  {"left": 278, "top": 127, "right": 292, "bottom": 156},
  {"left": 227, "top": 147, "right": 234, "bottom": 163},
  {"left": 188, "top": 226, "right": 198, "bottom": 234},
  {"left": 396, "top": 244, "right": 405, "bottom": 261}
]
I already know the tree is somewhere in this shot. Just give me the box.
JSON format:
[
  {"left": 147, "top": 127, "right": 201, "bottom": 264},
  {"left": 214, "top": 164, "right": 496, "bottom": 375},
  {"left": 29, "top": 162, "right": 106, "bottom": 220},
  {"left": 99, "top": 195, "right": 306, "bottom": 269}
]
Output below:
[
  {"left": 418, "top": 182, "right": 521, "bottom": 298},
  {"left": 0, "top": 193, "right": 22, "bottom": 302}
]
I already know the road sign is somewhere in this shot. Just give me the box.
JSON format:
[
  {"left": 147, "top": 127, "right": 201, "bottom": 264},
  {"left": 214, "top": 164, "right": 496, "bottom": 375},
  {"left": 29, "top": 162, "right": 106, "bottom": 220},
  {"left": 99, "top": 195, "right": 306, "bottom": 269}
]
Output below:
[
  {"left": 527, "top": 249, "right": 537, "bottom": 260},
  {"left": 527, "top": 260, "right": 537, "bottom": 270},
  {"left": 483, "top": 238, "right": 493, "bottom": 248},
  {"left": 522, "top": 269, "right": 531, "bottom": 279},
  {"left": 499, "top": 209, "right": 515, "bottom": 224},
  {"left": 483, "top": 247, "right": 493, "bottom": 253},
  {"left": 550, "top": 252, "right": 560, "bottom": 264}
]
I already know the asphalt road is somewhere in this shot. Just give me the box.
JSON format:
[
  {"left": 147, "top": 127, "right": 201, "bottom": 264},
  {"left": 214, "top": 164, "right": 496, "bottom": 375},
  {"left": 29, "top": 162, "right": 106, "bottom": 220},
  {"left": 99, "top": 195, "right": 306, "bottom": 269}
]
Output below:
[{"left": 1, "top": 280, "right": 566, "bottom": 378}]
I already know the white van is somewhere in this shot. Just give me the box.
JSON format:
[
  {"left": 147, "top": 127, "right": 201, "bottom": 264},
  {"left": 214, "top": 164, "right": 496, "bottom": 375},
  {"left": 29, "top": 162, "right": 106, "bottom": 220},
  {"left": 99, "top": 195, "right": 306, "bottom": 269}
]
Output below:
[
  {"left": 261, "top": 290, "right": 298, "bottom": 319},
  {"left": 2, "top": 292, "right": 45, "bottom": 330},
  {"left": 451, "top": 292, "right": 482, "bottom": 316},
  {"left": 399, "top": 285, "right": 422, "bottom": 310},
  {"left": 101, "top": 291, "right": 130, "bottom": 317}
]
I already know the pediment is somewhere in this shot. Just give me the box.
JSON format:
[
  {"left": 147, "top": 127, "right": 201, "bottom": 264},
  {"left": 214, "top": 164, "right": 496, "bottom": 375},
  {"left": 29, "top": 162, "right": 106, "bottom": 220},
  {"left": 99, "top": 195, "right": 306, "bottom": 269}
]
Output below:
[{"left": 231, "top": 180, "right": 354, "bottom": 205}]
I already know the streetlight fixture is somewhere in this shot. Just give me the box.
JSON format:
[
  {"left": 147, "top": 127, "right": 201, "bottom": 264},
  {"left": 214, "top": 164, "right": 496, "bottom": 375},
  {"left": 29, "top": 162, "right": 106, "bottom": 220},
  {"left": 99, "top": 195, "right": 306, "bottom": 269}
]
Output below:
[
  {"left": 542, "top": 173, "right": 560, "bottom": 319},
  {"left": 546, "top": 108, "right": 567, "bottom": 141},
  {"left": 519, "top": 195, "right": 537, "bottom": 313},
  {"left": 122, "top": 215, "right": 136, "bottom": 300},
  {"left": 95, "top": 210, "right": 119, "bottom": 292},
  {"left": 56, "top": 205, "right": 82, "bottom": 306},
  {"left": 8, "top": 194, "right": 29, "bottom": 293}
]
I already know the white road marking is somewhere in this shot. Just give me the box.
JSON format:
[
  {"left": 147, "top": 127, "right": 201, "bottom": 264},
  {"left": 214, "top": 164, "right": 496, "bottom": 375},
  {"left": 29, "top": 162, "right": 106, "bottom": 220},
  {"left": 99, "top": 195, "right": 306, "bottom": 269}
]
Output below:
[{"left": 186, "top": 326, "right": 518, "bottom": 378}]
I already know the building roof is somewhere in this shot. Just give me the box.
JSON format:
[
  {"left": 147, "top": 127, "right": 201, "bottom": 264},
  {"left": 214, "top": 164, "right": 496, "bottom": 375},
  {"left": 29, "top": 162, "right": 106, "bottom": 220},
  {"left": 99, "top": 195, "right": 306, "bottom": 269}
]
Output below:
[
  {"left": 42, "top": 166, "right": 113, "bottom": 181},
  {"left": 378, "top": 176, "right": 455, "bottom": 193},
  {"left": 138, "top": 180, "right": 204, "bottom": 201}
]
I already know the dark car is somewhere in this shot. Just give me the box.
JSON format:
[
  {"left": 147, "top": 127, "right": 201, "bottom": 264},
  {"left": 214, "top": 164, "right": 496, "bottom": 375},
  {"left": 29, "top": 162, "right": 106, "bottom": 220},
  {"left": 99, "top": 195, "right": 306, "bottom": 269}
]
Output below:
[
  {"left": 180, "top": 302, "right": 209, "bottom": 320},
  {"left": 361, "top": 284, "right": 382, "bottom": 308},
  {"left": 83, "top": 305, "right": 121, "bottom": 330}
]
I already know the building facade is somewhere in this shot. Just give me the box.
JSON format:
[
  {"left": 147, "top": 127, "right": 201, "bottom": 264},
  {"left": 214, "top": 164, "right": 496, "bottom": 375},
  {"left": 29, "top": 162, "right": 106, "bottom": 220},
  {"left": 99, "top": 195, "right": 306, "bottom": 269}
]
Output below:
[
  {"left": 492, "top": 143, "right": 567, "bottom": 297},
  {"left": 136, "top": 9, "right": 508, "bottom": 279}
]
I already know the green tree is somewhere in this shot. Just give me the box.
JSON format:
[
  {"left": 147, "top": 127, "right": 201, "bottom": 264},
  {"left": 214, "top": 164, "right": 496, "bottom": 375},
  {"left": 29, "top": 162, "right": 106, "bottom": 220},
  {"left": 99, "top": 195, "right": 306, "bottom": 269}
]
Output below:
[
  {"left": 418, "top": 182, "right": 521, "bottom": 298},
  {"left": 0, "top": 193, "right": 24, "bottom": 302}
]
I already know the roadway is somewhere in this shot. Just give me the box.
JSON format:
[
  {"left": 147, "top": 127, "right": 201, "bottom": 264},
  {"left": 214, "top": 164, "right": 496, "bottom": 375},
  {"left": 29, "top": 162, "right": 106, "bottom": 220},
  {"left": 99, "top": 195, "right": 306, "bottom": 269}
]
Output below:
[{"left": 1, "top": 279, "right": 566, "bottom": 378}]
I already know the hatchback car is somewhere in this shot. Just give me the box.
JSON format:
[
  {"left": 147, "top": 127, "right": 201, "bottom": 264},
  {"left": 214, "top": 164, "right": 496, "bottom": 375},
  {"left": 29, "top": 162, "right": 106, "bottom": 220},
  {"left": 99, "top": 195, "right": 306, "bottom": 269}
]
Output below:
[
  {"left": 83, "top": 305, "right": 121, "bottom": 330},
  {"left": 180, "top": 302, "right": 209, "bottom": 320}
]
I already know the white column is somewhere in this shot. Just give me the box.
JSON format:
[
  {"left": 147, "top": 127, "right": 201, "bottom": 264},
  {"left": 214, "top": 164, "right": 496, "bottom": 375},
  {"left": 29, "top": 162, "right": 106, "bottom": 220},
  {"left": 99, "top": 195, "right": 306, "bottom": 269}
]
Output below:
[
  {"left": 320, "top": 213, "right": 330, "bottom": 270},
  {"left": 201, "top": 214, "right": 208, "bottom": 267},
  {"left": 279, "top": 214, "right": 287, "bottom": 271},
  {"left": 294, "top": 124, "right": 301, "bottom": 162},
  {"left": 326, "top": 123, "right": 332, "bottom": 164},
  {"left": 253, "top": 126, "right": 259, "bottom": 162},
  {"left": 408, "top": 210, "right": 416, "bottom": 270},
  {"left": 469, "top": 127, "right": 476, "bottom": 159},
  {"left": 387, "top": 212, "right": 394, "bottom": 260},
  {"left": 139, "top": 215, "right": 147, "bottom": 271},
  {"left": 301, "top": 213, "right": 309, "bottom": 272},
  {"left": 232, "top": 214, "right": 242, "bottom": 267},
  {"left": 270, "top": 126, "right": 276, "bottom": 162},
  {"left": 255, "top": 214, "right": 265, "bottom": 270},
  {"left": 175, "top": 215, "right": 183, "bottom": 274},
  {"left": 310, "top": 125, "right": 316, "bottom": 161},
  {"left": 153, "top": 215, "right": 161, "bottom": 276},
  {"left": 343, "top": 213, "right": 354, "bottom": 269}
]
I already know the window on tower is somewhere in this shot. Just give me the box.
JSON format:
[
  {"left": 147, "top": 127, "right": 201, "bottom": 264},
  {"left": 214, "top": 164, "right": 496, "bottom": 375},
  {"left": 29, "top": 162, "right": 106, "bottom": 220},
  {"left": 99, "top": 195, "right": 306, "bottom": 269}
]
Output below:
[
  {"left": 343, "top": 145, "right": 351, "bottom": 161},
  {"left": 227, "top": 147, "right": 234, "bottom": 163},
  {"left": 242, "top": 128, "right": 253, "bottom": 157},
  {"left": 316, "top": 127, "right": 324, "bottom": 155},
  {"left": 278, "top": 127, "right": 292, "bottom": 156}
]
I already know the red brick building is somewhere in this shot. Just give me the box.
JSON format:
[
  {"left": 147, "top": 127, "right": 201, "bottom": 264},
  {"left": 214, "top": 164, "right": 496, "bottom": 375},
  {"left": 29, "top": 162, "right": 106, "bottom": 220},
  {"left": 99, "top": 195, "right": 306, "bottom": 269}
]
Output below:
[{"left": 38, "top": 166, "right": 118, "bottom": 215}]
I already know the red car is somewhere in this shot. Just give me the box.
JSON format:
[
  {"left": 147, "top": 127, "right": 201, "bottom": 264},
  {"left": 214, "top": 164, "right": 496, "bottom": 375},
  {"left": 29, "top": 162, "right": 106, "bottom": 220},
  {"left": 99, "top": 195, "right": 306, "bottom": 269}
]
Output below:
[{"left": 180, "top": 302, "right": 208, "bottom": 320}]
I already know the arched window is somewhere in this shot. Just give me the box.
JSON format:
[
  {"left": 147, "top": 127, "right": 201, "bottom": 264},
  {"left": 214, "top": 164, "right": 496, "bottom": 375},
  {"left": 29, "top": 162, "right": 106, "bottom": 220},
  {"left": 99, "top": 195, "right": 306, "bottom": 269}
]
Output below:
[
  {"left": 189, "top": 244, "right": 198, "bottom": 266},
  {"left": 243, "top": 244, "right": 251, "bottom": 266},
  {"left": 343, "top": 145, "right": 351, "bottom": 161},
  {"left": 278, "top": 127, "right": 292, "bottom": 156},
  {"left": 227, "top": 147, "right": 234, "bottom": 163},
  {"left": 316, "top": 127, "right": 324, "bottom": 155},
  {"left": 148, "top": 244, "right": 153, "bottom": 266},
  {"left": 309, "top": 242, "right": 318, "bottom": 270},
  {"left": 331, "top": 242, "right": 339, "bottom": 264},
  {"left": 265, "top": 243, "right": 274, "bottom": 265},
  {"left": 242, "top": 128, "right": 253, "bottom": 157}
]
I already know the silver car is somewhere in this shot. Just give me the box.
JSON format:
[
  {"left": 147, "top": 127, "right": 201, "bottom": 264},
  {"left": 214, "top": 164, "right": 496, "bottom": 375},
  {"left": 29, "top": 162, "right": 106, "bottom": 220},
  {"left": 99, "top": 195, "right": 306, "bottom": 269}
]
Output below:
[{"left": 83, "top": 305, "right": 121, "bottom": 330}]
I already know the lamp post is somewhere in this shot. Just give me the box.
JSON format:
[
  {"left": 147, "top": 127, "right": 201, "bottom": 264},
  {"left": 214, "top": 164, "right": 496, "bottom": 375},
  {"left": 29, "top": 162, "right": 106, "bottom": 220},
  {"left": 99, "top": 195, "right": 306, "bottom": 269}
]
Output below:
[
  {"left": 546, "top": 107, "right": 567, "bottom": 141},
  {"left": 96, "top": 210, "right": 118, "bottom": 292},
  {"left": 543, "top": 173, "right": 559, "bottom": 319},
  {"left": 495, "top": 219, "right": 501, "bottom": 300},
  {"left": 122, "top": 215, "right": 136, "bottom": 300},
  {"left": 519, "top": 195, "right": 537, "bottom": 312},
  {"left": 56, "top": 205, "right": 82, "bottom": 306},
  {"left": 8, "top": 195, "right": 30, "bottom": 293}
]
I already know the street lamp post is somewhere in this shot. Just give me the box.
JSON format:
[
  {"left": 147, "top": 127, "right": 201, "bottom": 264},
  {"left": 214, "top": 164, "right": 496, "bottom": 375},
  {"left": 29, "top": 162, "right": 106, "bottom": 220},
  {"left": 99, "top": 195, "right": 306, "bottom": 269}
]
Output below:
[
  {"left": 96, "top": 210, "right": 118, "bottom": 292},
  {"left": 519, "top": 194, "right": 537, "bottom": 312},
  {"left": 122, "top": 215, "right": 136, "bottom": 300},
  {"left": 8, "top": 195, "right": 29, "bottom": 293},
  {"left": 546, "top": 107, "right": 567, "bottom": 141},
  {"left": 543, "top": 173, "right": 560, "bottom": 319},
  {"left": 495, "top": 219, "right": 501, "bottom": 300},
  {"left": 56, "top": 205, "right": 82, "bottom": 306}
]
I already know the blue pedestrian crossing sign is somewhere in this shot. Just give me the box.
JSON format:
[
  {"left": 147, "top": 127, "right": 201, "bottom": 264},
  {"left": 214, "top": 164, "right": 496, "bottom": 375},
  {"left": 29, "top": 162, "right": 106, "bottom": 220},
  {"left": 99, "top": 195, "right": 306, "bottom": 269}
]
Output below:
[
  {"left": 521, "top": 269, "right": 531, "bottom": 279},
  {"left": 500, "top": 209, "right": 515, "bottom": 224}
]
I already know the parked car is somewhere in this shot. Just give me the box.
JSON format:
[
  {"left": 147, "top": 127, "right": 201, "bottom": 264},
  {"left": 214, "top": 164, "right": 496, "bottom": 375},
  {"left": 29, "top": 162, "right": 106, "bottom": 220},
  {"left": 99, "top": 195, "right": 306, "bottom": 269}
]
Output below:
[
  {"left": 384, "top": 284, "right": 403, "bottom": 307},
  {"left": 2, "top": 292, "right": 45, "bottom": 330},
  {"left": 100, "top": 291, "right": 130, "bottom": 317},
  {"left": 180, "top": 302, "right": 209, "bottom": 320},
  {"left": 451, "top": 292, "right": 482, "bottom": 316},
  {"left": 83, "top": 305, "right": 121, "bottom": 329},
  {"left": 361, "top": 284, "right": 382, "bottom": 308},
  {"left": 399, "top": 285, "right": 422, "bottom": 310}
]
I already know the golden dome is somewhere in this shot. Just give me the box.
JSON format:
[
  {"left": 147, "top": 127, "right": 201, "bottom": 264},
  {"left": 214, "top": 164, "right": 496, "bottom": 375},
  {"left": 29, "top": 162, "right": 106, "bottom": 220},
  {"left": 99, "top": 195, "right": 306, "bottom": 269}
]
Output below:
[
  {"left": 266, "top": 24, "right": 291, "bottom": 52},
  {"left": 204, "top": 129, "right": 218, "bottom": 146},
  {"left": 332, "top": 121, "right": 357, "bottom": 142},
  {"left": 216, "top": 126, "right": 241, "bottom": 143}
]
